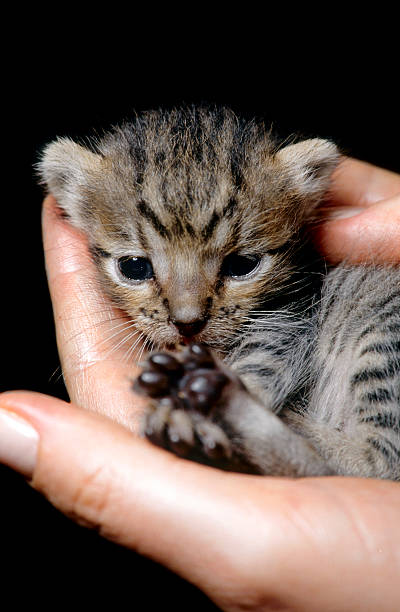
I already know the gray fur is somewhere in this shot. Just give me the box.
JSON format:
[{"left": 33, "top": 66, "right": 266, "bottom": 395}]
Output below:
[{"left": 39, "top": 107, "right": 400, "bottom": 479}]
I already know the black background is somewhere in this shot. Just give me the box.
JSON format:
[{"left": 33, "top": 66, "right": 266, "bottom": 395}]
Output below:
[{"left": 2, "top": 44, "right": 399, "bottom": 609}]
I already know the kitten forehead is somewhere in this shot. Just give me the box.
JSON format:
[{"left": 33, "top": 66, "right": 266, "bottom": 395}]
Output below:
[
  {"left": 39, "top": 106, "right": 339, "bottom": 253},
  {"left": 134, "top": 200, "right": 239, "bottom": 253}
]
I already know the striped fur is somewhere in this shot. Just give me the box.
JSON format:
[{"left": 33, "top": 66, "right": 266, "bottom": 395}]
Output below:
[{"left": 228, "top": 266, "right": 400, "bottom": 478}]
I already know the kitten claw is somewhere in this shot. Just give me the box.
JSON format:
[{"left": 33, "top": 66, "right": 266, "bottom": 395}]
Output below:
[
  {"left": 195, "top": 420, "right": 232, "bottom": 460},
  {"left": 167, "top": 409, "right": 195, "bottom": 457},
  {"left": 145, "top": 399, "right": 172, "bottom": 446}
]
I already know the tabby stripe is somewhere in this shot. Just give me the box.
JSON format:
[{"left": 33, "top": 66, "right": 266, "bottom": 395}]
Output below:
[
  {"left": 338, "top": 269, "right": 370, "bottom": 305},
  {"left": 326, "top": 270, "right": 371, "bottom": 351},
  {"left": 173, "top": 215, "right": 183, "bottom": 237},
  {"left": 351, "top": 359, "right": 400, "bottom": 388},
  {"left": 215, "top": 278, "right": 224, "bottom": 295},
  {"left": 237, "top": 341, "right": 265, "bottom": 353},
  {"left": 129, "top": 145, "right": 147, "bottom": 187},
  {"left": 374, "top": 291, "right": 400, "bottom": 311},
  {"left": 137, "top": 200, "right": 170, "bottom": 239},
  {"left": 89, "top": 245, "right": 111, "bottom": 259},
  {"left": 236, "top": 365, "right": 276, "bottom": 378},
  {"left": 361, "top": 412, "right": 400, "bottom": 433},
  {"left": 238, "top": 341, "right": 284, "bottom": 356},
  {"left": 367, "top": 437, "right": 390, "bottom": 460},
  {"left": 342, "top": 269, "right": 372, "bottom": 315},
  {"left": 257, "top": 367, "right": 278, "bottom": 378},
  {"left": 202, "top": 211, "right": 220, "bottom": 241},
  {"left": 222, "top": 197, "right": 238, "bottom": 217},
  {"left": 136, "top": 221, "right": 150, "bottom": 252},
  {"left": 360, "top": 340, "right": 400, "bottom": 357},
  {"left": 383, "top": 438, "right": 400, "bottom": 460},
  {"left": 230, "top": 156, "right": 245, "bottom": 190},
  {"left": 185, "top": 222, "right": 196, "bottom": 237},
  {"left": 201, "top": 198, "right": 238, "bottom": 242},
  {"left": 361, "top": 387, "right": 395, "bottom": 404},
  {"left": 320, "top": 294, "right": 338, "bottom": 329},
  {"left": 368, "top": 437, "right": 400, "bottom": 462},
  {"left": 320, "top": 271, "right": 346, "bottom": 324},
  {"left": 378, "top": 305, "right": 400, "bottom": 323},
  {"left": 356, "top": 321, "right": 400, "bottom": 347},
  {"left": 357, "top": 323, "right": 377, "bottom": 342}
]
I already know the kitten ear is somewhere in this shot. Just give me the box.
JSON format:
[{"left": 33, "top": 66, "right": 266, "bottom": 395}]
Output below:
[
  {"left": 38, "top": 138, "right": 103, "bottom": 228},
  {"left": 274, "top": 138, "right": 340, "bottom": 204}
]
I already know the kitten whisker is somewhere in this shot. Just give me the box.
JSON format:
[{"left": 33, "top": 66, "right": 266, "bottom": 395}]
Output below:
[
  {"left": 101, "top": 327, "right": 141, "bottom": 359},
  {"left": 122, "top": 331, "right": 147, "bottom": 363}
]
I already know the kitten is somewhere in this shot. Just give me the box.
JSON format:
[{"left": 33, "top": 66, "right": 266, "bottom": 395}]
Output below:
[{"left": 39, "top": 107, "right": 400, "bottom": 479}]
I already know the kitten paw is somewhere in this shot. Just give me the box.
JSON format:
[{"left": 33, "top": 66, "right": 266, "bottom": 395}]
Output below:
[{"left": 134, "top": 344, "right": 240, "bottom": 468}]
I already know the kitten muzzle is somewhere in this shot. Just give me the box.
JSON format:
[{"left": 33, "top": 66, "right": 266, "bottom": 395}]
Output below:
[{"left": 171, "top": 318, "right": 208, "bottom": 339}]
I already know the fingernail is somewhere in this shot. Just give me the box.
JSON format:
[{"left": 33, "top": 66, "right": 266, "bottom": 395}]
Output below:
[{"left": 0, "top": 409, "right": 39, "bottom": 478}]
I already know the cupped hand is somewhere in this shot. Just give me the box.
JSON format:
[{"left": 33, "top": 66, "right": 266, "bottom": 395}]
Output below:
[{"left": 1, "top": 159, "right": 400, "bottom": 611}]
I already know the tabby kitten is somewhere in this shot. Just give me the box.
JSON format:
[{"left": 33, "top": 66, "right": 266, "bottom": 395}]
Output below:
[{"left": 39, "top": 107, "right": 400, "bottom": 479}]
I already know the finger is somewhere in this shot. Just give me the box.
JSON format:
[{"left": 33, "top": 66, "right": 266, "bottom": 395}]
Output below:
[
  {"left": 330, "top": 158, "right": 400, "bottom": 209},
  {"left": 1, "top": 391, "right": 400, "bottom": 611},
  {"left": 313, "top": 193, "right": 400, "bottom": 264},
  {"left": 42, "top": 196, "right": 146, "bottom": 431}
]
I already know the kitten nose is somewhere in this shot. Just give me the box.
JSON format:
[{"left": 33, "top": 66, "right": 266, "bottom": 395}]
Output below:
[{"left": 172, "top": 318, "right": 207, "bottom": 337}]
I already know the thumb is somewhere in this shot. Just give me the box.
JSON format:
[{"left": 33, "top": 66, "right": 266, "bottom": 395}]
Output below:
[
  {"left": 313, "top": 193, "right": 400, "bottom": 264},
  {"left": 0, "top": 391, "right": 270, "bottom": 608},
  {"left": 0, "top": 390, "right": 182, "bottom": 538}
]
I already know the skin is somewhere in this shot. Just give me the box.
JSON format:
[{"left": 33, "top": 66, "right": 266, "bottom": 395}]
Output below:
[{"left": 1, "top": 158, "right": 400, "bottom": 611}]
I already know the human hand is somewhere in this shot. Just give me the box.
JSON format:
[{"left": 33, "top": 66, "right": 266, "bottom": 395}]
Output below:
[
  {"left": 1, "top": 161, "right": 400, "bottom": 611},
  {"left": 313, "top": 157, "right": 400, "bottom": 263}
]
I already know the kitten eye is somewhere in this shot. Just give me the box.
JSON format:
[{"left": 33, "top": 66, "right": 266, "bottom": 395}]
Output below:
[
  {"left": 117, "top": 256, "right": 154, "bottom": 281},
  {"left": 221, "top": 253, "right": 261, "bottom": 278}
]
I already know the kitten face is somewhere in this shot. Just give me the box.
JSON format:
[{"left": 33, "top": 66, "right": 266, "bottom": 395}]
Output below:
[{"left": 39, "top": 107, "right": 339, "bottom": 352}]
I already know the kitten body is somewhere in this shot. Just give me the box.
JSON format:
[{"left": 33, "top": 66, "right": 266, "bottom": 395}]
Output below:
[{"left": 39, "top": 107, "right": 400, "bottom": 479}]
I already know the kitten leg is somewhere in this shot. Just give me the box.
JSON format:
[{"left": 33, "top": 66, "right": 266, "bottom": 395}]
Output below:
[
  {"left": 135, "top": 346, "right": 258, "bottom": 473},
  {"left": 214, "top": 385, "right": 334, "bottom": 477},
  {"left": 135, "top": 344, "right": 333, "bottom": 476}
]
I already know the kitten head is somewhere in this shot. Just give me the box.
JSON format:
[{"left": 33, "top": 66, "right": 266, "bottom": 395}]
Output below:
[{"left": 39, "top": 107, "right": 339, "bottom": 352}]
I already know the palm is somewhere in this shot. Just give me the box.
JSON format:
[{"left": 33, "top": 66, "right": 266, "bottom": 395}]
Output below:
[{"left": 43, "top": 197, "right": 147, "bottom": 431}]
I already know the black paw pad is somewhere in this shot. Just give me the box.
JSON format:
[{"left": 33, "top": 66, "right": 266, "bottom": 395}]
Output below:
[
  {"left": 178, "top": 369, "right": 228, "bottom": 414},
  {"left": 134, "top": 342, "right": 229, "bottom": 412},
  {"left": 183, "top": 343, "right": 215, "bottom": 371},
  {"left": 148, "top": 353, "right": 184, "bottom": 377},
  {"left": 135, "top": 370, "right": 171, "bottom": 397},
  {"left": 134, "top": 352, "right": 182, "bottom": 397}
]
